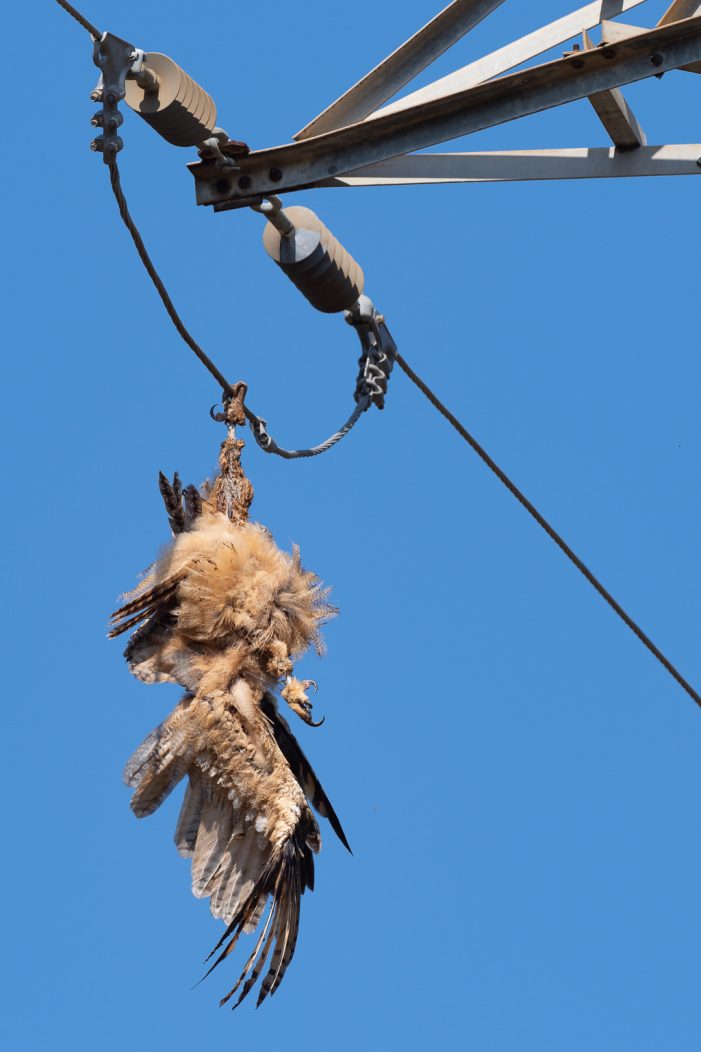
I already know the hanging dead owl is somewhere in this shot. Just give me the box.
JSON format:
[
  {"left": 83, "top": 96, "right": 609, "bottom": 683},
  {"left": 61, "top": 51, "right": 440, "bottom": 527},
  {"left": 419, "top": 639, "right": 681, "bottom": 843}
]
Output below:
[{"left": 109, "top": 387, "right": 350, "bottom": 1008}]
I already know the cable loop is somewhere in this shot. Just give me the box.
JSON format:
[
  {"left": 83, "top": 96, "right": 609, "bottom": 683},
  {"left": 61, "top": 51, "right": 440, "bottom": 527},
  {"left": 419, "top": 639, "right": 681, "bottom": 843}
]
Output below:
[
  {"left": 90, "top": 99, "right": 701, "bottom": 712},
  {"left": 103, "top": 153, "right": 372, "bottom": 460},
  {"left": 245, "top": 399, "right": 370, "bottom": 460}
]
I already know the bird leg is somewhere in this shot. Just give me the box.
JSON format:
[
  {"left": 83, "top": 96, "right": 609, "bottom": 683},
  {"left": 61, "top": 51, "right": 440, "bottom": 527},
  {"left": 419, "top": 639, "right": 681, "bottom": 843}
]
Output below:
[
  {"left": 208, "top": 382, "right": 254, "bottom": 525},
  {"left": 281, "top": 676, "right": 324, "bottom": 727}
]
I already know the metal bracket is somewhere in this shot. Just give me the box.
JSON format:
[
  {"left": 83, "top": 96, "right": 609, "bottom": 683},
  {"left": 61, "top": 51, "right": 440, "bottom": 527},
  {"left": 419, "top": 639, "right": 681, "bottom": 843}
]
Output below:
[
  {"left": 197, "top": 128, "right": 242, "bottom": 171},
  {"left": 90, "top": 32, "right": 138, "bottom": 162},
  {"left": 345, "top": 296, "right": 397, "bottom": 411}
]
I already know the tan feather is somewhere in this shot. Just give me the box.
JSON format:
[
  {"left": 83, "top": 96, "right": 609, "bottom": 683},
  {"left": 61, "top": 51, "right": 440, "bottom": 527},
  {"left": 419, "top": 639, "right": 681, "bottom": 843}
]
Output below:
[{"left": 115, "top": 456, "right": 346, "bottom": 1007}]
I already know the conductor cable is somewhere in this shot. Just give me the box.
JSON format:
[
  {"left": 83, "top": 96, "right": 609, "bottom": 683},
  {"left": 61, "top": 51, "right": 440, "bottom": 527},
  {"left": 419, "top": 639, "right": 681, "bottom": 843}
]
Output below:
[
  {"left": 106, "top": 157, "right": 372, "bottom": 458},
  {"left": 55, "top": 0, "right": 102, "bottom": 39},
  {"left": 394, "top": 351, "right": 701, "bottom": 711}
]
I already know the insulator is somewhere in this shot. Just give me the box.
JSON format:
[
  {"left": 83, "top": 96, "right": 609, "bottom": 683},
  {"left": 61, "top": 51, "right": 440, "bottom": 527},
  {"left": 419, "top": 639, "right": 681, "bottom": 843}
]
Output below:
[
  {"left": 124, "top": 53, "right": 217, "bottom": 147},
  {"left": 262, "top": 206, "right": 365, "bottom": 314}
]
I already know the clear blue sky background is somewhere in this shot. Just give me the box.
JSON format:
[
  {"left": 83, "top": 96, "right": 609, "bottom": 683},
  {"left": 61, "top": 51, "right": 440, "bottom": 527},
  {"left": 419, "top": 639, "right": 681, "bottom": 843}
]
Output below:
[{"left": 3, "top": 1, "right": 701, "bottom": 1048}]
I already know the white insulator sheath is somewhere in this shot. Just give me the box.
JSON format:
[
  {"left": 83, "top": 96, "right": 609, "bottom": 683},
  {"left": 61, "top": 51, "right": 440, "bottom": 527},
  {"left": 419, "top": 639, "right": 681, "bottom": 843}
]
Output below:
[
  {"left": 262, "top": 206, "right": 365, "bottom": 314},
  {"left": 124, "top": 53, "right": 217, "bottom": 147}
]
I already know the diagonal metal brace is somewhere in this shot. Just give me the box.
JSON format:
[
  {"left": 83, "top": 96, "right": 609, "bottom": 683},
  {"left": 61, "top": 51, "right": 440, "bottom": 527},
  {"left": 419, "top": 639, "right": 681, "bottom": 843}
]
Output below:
[{"left": 191, "top": 15, "right": 701, "bottom": 205}]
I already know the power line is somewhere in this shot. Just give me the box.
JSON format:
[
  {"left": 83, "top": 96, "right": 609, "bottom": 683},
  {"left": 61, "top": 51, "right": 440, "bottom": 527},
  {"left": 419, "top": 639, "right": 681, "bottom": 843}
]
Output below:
[
  {"left": 55, "top": 0, "right": 101, "bottom": 39},
  {"left": 109, "top": 143, "right": 701, "bottom": 707},
  {"left": 395, "top": 352, "right": 701, "bottom": 710},
  {"left": 107, "top": 158, "right": 235, "bottom": 396},
  {"left": 58, "top": 0, "right": 700, "bottom": 710},
  {"left": 107, "top": 157, "right": 369, "bottom": 458}
]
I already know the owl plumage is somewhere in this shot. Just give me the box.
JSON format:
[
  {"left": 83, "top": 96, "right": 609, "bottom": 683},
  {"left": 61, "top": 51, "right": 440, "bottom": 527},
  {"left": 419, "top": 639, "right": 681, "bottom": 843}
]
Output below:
[{"left": 110, "top": 391, "right": 349, "bottom": 1008}]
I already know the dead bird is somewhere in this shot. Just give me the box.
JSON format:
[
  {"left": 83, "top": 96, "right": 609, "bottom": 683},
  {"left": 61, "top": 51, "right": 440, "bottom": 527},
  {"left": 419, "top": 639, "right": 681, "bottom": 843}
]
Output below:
[{"left": 110, "top": 387, "right": 350, "bottom": 1008}]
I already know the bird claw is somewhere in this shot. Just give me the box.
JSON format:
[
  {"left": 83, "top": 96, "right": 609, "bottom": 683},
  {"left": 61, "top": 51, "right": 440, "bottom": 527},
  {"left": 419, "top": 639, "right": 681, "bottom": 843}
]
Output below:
[{"left": 281, "top": 677, "right": 324, "bottom": 727}]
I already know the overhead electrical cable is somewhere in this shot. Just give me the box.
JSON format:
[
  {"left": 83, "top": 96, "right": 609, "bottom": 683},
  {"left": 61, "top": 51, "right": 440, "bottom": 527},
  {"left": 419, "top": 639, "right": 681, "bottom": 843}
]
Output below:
[
  {"left": 55, "top": 0, "right": 101, "bottom": 39},
  {"left": 55, "top": 0, "right": 701, "bottom": 712},
  {"left": 394, "top": 353, "right": 701, "bottom": 710},
  {"left": 107, "top": 157, "right": 370, "bottom": 458},
  {"left": 106, "top": 154, "right": 701, "bottom": 712}
]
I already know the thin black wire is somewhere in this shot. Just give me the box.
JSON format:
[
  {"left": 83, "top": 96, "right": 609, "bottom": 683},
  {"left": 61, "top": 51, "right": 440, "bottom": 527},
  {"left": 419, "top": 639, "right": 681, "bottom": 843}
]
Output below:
[
  {"left": 107, "top": 147, "right": 700, "bottom": 708},
  {"left": 107, "top": 158, "right": 236, "bottom": 398},
  {"left": 394, "top": 352, "right": 701, "bottom": 710},
  {"left": 55, "top": 0, "right": 102, "bottom": 39},
  {"left": 107, "top": 157, "right": 365, "bottom": 457},
  {"left": 107, "top": 144, "right": 700, "bottom": 706}
]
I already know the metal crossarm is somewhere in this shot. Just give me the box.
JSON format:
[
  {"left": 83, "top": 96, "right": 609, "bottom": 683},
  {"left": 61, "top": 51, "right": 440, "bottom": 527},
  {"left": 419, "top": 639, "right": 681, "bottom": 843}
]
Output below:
[
  {"left": 54, "top": 0, "right": 701, "bottom": 715},
  {"left": 191, "top": 15, "right": 701, "bottom": 206}
]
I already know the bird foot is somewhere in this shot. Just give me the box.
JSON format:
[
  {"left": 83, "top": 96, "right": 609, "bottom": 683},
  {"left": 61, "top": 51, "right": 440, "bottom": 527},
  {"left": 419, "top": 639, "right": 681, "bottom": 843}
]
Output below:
[{"left": 281, "top": 677, "right": 324, "bottom": 727}]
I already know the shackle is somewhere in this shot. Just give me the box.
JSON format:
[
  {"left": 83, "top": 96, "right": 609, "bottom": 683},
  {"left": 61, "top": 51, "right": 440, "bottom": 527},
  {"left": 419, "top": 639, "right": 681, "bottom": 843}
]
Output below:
[
  {"left": 261, "top": 203, "right": 365, "bottom": 314},
  {"left": 124, "top": 52, "right": 217, "bottom": 147}
]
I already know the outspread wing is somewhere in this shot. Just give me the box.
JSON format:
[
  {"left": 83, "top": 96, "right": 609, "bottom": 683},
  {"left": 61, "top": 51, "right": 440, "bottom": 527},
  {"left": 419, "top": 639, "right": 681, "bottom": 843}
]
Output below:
[
  {"left": 115, "top": 483, "right": 346, "bottom": 1009},
  {"left": 123, "top": 681, "right": 324, "bottom": 1008}
]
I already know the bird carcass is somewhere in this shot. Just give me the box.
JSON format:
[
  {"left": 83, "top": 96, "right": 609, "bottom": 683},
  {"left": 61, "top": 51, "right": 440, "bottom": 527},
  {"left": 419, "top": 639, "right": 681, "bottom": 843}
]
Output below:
[{"left": 109, "top": 387, "right": 350, "bottom": 1008}]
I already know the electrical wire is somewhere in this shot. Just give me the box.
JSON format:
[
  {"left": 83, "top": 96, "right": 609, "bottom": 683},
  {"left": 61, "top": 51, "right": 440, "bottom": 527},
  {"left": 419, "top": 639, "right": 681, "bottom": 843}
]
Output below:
[
  {"left": 107, "top": 157, "right": 367, "bottom": 457},
  {"left": 57, "top": 0, "right": 697, "bottom": 706},
  {"left": 394, "top": 351, "right": 701, "bottom": 711},
  {"left": 55, "top": 0, "right": 102, "bottom": 39},
  {"left": 108, "top": 150, "right": 701, "bottom": 708},
  {"left": 107, "top": 158, "right": 235, "bottom": 397}
]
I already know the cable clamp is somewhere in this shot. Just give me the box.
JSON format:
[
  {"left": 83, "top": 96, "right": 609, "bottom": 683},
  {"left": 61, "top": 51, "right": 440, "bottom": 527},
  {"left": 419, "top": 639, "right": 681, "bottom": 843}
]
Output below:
[
  {"left": 249, "top": 415, "right": 273, "bottom": 451},
  {"left": 89, "top": 32, "right": 140, "bottom": 162},
  {"left": 345, "top": 295, "right": 397, "bottom": 410}
]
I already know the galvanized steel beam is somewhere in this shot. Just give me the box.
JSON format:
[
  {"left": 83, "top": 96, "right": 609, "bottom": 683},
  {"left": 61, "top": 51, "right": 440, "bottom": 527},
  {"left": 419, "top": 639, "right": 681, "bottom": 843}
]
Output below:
[
  {"left": 581, "top": 29, "right": 646, "bottom": 148},
  {"left": 319, "top": 145, "right": 701, "bottom": 185},
  {"left": 191, "top": 16, "right": 701, "bottom": 207},
  {"left": 373, "top": 0, "right": 648, "bottom": 121}
]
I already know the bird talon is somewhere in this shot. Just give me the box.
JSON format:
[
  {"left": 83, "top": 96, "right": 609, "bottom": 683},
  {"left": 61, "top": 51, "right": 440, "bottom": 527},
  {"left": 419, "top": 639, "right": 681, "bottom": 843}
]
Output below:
[{"left": 281, "top": 677, "right": 324, "bottom": 727}]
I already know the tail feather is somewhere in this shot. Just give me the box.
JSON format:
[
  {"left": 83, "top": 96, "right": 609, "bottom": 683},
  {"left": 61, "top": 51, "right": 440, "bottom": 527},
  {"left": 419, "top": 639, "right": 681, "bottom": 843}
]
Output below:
[
  {"left": 192, "top": 795, "right": 234, "bottom": 897},
  {"left": 220, "top": 899, "right": 278, "bottom": 1007},
  {"left": 207, "top": 826, "right": 316, "bottom": 1010},
  {"left": 159, "top": 472, "right": 185, "bottom": 535},
  {"left": 258, "top": 860, "right": 299, "bottom": 1005},
  {"left": 174, "top": 774, "right": 204, "bottom": 857},
  {"left": 211, "top": 831, "right": 265, "bottom": 925}
]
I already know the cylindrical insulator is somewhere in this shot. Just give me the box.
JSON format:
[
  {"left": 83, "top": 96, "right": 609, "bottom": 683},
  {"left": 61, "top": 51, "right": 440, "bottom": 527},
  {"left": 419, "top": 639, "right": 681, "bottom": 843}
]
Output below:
[
  {"left": 124, "top": 53, "right": 217, "bottom": 147},
  {"left": 263, "top": 206, "right": 364, "bottom": 314}
]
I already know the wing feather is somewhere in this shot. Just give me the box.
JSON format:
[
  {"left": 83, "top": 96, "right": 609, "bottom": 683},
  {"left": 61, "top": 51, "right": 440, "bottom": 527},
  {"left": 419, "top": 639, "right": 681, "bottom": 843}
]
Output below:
[
  {"left": 174, "top": 773, "right": 204, "bottom": 858},
  {"left": 260, "top": 693, "right": 351, "bottom": 852}
]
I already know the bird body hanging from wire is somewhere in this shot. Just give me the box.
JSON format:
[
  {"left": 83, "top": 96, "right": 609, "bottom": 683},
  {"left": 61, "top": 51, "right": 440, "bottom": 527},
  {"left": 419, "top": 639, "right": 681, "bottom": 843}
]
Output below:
[{"left": 109, "top": 386, "right": 349, "bottom": 1008}]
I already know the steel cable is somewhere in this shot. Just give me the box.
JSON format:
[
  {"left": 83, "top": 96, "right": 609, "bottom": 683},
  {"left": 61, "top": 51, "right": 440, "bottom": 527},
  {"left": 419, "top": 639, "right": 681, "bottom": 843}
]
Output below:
[
  {"left": 59, "top": 0, "right": 700, "bottom": 711},
  {"left": 394, "top": 351, "right": 701, "bottom": 710},
  {"left": 107, "top": 157, "right": 367, "bottom": 458},
  {"left": 55, "top": 0, "right": 102, "bottom": 39},
  {"left": 108, "top": 148, "right": 700, "bottom": 707}
]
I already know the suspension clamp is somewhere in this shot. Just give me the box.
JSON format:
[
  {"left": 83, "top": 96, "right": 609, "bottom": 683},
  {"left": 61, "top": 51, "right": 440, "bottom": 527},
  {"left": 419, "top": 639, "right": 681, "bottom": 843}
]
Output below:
[
  {"left": 345, "top": 295, "right": 397, "bottom": 411},
  {"left": 89, "top": 33, "right": 140, "bottom": 161}
]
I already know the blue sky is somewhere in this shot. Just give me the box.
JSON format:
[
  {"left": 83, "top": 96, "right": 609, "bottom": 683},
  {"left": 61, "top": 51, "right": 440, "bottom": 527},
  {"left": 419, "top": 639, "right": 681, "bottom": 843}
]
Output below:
[{"left": 3, "top": 2, "right": 701, "bottom": 1048}]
